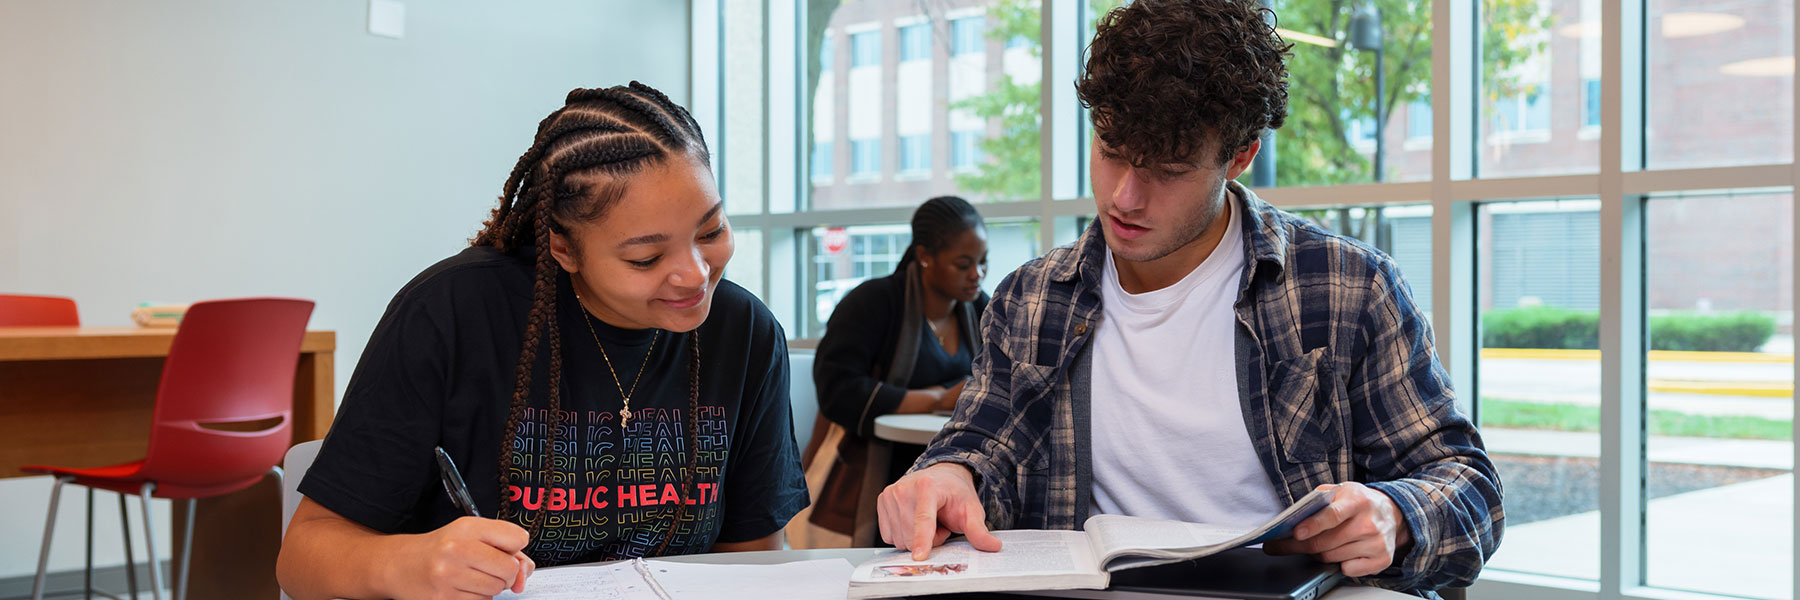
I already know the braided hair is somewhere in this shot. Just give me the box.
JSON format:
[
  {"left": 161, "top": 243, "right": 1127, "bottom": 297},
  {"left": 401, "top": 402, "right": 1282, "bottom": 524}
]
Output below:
[
  {"left": 897, "top": 195, "right": 985, "bottom": 272},
  {"left": 471, "top": 82, "right": 710, "bottom": 555}
]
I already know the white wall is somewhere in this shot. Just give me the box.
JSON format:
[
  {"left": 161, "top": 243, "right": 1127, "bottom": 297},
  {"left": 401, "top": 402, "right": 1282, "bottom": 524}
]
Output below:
[{"left": 0, "top": 0, "right": 691, "bottom": 580}]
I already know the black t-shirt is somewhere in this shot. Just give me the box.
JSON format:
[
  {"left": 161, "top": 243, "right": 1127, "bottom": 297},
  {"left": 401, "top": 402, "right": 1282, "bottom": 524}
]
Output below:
[{"left": 300, "top": 246, "right": 808, "bottom": 566}]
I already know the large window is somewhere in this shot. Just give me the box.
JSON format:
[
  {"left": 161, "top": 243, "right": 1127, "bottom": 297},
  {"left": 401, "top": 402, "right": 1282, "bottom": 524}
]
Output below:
[
  {"left": 806, "top": 1, "right": 1042, "bottom": 211},
  {"left": 700, "top": 1, "right": 1800, "bottom": 597},
  {"left": 1258, "top": 0, "right": 1434, "bottom": 185},
  {"left": 1648, "top": 4, "right": 1794, "bottom": 168},
  {"left": 1478, "top": 199, "right": 1602, "bottom": 582},
  {"left": 1644, "top": 191, "right": 1793, "bottom": 599}
]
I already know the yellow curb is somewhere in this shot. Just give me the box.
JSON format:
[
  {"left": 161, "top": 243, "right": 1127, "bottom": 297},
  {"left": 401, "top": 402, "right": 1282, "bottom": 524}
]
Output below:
[
  {"left": 1481, "top": 348, "right": 1795, "bottom": 364},
  {"left": 1646, "top": 380, "right": 1794, "bottom": 398}
]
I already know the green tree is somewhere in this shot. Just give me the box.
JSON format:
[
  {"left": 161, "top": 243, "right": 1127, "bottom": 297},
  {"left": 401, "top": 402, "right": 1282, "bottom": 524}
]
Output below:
[
  {"left": 950, "top": 0, "right": 1048, "bottom": 201},
  {"left": 1267, "top": 0, "right": 1550, "bottom": 186}
]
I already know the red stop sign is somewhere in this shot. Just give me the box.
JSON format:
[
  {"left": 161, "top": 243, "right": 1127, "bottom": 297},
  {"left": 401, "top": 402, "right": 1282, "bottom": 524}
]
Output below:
[{"left": 824, "top": 227, "right": 849, "bottom": 255}]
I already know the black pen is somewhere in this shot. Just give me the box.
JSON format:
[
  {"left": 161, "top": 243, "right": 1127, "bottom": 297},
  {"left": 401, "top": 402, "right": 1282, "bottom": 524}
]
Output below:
[{"left": 435, "top": 446, "right": 482, "bottom": 518}]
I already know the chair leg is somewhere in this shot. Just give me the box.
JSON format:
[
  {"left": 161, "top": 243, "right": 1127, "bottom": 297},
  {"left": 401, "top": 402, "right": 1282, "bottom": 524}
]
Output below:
[
  {"left": 138, "top": 482, "right": 163, "bottom": 600},
  {"left": 85, "top": 488, "right": 95, "bottom": 600},
  {"left": 119, "top": 494, "right": 138, "bottom": 599},
  {"left": 30, "top": 475, "right": 72, "bottom": 600},
  {"left": 176, "top": 499, "right": 194, "bottom": 600}
]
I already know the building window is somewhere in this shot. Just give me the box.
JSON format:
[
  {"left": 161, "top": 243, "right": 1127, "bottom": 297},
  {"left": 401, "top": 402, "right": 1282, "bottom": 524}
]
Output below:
[
  {"left": 899, "top": 135, "right": 931, "bottom": 175},
  {"left": 1407, "top": 97, "right": 1432, "bottom": 141},
  {"left": 1491, "top": 86, "right": 1551, "bottom": 135},
  {"left": 811, "top": 141, "right": 833, "bottom": 181},
  {"left": 951, "top": 130, "right": 983, "bottom": 169},
  {"left": 952, "top": 17, "right": 984, "bottom": 56},
  {"left": 851, "top": 138, "right": 880, "bottom": 177},
  {"left": 899, "top": 23, "right": 930, "bottom": 62},
  {"left": 819, "top": 33, "right": 834, "bottom": 72},
  {"left": 1582, "top": 78, "right": 1600, "bottom": 129},
  {"left": 851, "top": 30, "right": 880, "bottom": 68}
]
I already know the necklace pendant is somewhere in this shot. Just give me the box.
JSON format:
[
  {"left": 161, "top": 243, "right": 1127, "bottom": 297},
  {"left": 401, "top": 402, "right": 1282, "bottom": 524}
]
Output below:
[{"left": 620, "top": 406, "right": 632, "bottom": 426}]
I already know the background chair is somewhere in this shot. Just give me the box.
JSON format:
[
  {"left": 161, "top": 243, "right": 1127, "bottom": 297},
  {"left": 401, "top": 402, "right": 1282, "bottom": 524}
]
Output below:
[
  {"left": 277, "top": 439, "right": 323, "bottom": 600},
  {"left": 0, "top": 294, "right": 79, "bottom": 326},
  {"left": 24, "top": 297, "right": 314, "bottom": 600},
  {"left": 788, "top": 349, "right": 818, "bottom": 447}
]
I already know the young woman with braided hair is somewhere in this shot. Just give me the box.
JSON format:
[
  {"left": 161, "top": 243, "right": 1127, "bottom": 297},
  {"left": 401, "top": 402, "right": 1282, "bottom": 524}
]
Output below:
[{"left": 279, "top": 82, "right": 807, "bottom": 599}]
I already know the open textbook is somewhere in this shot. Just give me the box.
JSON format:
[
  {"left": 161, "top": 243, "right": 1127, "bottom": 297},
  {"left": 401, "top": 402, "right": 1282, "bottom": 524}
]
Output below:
[{"left": 847, "top": 488, "right": 1334, "bottom": 599}]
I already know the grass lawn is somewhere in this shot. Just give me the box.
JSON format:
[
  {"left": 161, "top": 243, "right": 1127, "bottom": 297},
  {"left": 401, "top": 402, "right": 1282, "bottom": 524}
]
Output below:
[{"left": 1481, "top": 398, "right": 1793, "bottom": 440}]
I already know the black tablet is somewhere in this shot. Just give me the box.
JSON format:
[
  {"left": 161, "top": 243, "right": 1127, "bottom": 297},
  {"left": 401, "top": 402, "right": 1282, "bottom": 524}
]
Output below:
[{"left": 928, "top": 548, "right": 1343, "bottom": 600}]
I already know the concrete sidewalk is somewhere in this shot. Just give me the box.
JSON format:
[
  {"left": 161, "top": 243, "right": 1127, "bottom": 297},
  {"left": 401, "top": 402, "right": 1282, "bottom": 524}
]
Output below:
[
  {"left": 1484, "top": 427, "right": 1793, "bottom": 470},
  {"left": 1486, "top": 474, "right": 1793, "bottom": 599}
]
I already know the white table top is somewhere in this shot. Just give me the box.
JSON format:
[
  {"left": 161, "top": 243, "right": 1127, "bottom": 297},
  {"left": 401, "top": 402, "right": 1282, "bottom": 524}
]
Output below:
[
  {"left": 662, "top": 548, "right": 1414, "bottom": 598},
  {"left": 872, "top": 413, "right": 952, "bottom": 445}
]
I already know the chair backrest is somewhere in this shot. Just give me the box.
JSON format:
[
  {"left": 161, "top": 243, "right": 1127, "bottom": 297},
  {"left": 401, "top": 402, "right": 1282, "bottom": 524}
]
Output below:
[
  {"left": 788, "top": 349, "right": 819, "bottom": 444},
  {"left": 139, "top": 298, "right": 314, "bottom": 491},
  {"left": 278, "top": 438, "right": 322, "bottom": 600},
  {"left": 0, "top": 294, "right": 79, "bottom": 326},
  {"left": 281, "top": 439, "right": 323, "bottom": 538}
]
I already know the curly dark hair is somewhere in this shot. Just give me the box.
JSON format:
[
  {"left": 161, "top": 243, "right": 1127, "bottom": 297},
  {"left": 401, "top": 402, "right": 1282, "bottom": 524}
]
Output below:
[{"left": 1076, "top": 0, "right": 1291, "bottom": 167}]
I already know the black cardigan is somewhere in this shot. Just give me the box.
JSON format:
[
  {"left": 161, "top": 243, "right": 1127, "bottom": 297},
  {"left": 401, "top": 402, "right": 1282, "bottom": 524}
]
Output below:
[{"left": 812, "top": 271, "right": 990, "bottom": 438}]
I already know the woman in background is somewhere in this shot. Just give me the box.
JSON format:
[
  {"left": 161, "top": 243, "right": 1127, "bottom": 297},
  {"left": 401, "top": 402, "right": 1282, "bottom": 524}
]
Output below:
[{"left": 799, "top": 196, "right": 989, "bottom": 545}]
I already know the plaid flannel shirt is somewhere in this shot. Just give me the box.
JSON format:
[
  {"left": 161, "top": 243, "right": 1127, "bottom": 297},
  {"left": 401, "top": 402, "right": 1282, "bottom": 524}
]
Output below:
[{"left": 914, "top": 182, "right": 1503, "bottom": 595}]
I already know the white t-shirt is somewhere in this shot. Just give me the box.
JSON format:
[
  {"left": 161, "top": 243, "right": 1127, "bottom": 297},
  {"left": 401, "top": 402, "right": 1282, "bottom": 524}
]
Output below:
[{"left": 1089, "top": 200, "right": 1287, "bottom": 527}]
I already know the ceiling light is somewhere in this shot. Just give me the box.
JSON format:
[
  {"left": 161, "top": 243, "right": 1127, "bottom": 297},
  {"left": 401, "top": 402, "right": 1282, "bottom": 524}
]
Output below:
[
  {"left": 1720, "top": 56, "right": 1794, "bottom": 78},
  {"left": 1661, "top": 12, "right": 1746, "bottom": 38},
  {"left": 1276, "top": 28, "right": 1337, "bottom": 48}
]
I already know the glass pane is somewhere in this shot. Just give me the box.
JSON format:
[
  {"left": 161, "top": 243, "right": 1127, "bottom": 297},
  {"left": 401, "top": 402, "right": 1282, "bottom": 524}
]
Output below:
[
  {"left": 1644, "top": 191, "right": 1794, "bottom": 598},
  {"left": 1078, "top": 0, "right": 1125, "bottom": 197},
  {"left": 1476, "top": 198, "right": 1601, "bottom": 580},
  {"left": 1479, "top": 0, "right": 1599, "bottom": 177},
  {"left": 806, "top": 0, "right": 1043, "bottom": 210},
  {"left": 804, "top": 219, "right": 1041, "bottom": 337},
  {"left": 1647, "top": 2, "right": 1794, "bottom": 169},
  {"left": 729, "top": 227, "right": 765, "bottom": 301},
  {"left": 1285, "top": 205, "right": 1435, "bottom": 315},
  {"left": 723, "top": 0, "right": 764, "bottom": 215},
  {"left": 1263, "top": 0, "right": 1434, "bottom": 186}
]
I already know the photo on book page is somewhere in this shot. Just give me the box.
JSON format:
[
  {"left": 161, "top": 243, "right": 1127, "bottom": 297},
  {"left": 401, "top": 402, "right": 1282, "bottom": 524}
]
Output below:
[{"left": 873, "top": 563, "right": 971, "bottom": 578}]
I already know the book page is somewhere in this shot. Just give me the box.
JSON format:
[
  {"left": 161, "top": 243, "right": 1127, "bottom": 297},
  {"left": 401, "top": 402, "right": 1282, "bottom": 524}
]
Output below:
[
  {"left": 850, "top": 529, "right": 1100, "bottom": 583},
  {"left": 1084, "top": 488, "right": 1337, "bottom": 570},
  {"left": 495, "top": 562, "right": 661, "bottom": 600},
  {"left": 647, "top": 558, "right": 855, "bottom": 600},
  {"left": 1084, "top": 514, "right": 1245, "bottom": 564}
]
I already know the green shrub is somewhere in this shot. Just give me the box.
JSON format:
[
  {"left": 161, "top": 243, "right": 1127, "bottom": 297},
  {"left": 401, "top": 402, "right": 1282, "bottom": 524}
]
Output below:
[
  {"left": 1482, "top": 307, "right": 1599, "bottom": 349},
  {"left": 1482, "top": 308, "right": 1777, "bottom": 352},
  {"left": 1649, "top": 311, "right": 1777, "bottom": 352}
]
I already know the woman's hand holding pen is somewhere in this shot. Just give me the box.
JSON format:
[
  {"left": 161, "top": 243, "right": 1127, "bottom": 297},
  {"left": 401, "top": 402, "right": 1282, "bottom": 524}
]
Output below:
[{"left": 387, "top": 517, "right": 535, "bottom": 600}]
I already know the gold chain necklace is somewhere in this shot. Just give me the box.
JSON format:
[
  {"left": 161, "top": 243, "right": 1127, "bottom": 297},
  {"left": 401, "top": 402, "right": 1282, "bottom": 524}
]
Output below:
[
  {"left": 576, "top": 294, "right": 658, "bottom": 427},
  {"left": 924, "top": 314, "right": 953, "bottom": 349}
]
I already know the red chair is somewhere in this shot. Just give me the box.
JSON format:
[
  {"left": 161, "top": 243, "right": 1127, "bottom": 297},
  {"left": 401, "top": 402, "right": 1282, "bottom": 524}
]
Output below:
[
  {"left": 0, "top": 294, "right": 79, "bottom": 326},
  {"left": 24, "top": 298, "right": 314, "bottom": 600}
]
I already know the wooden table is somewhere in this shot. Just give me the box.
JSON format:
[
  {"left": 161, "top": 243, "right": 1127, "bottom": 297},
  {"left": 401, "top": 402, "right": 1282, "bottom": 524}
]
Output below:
[{"left": 0, "top": 326, "right": 336, "bottom": 600}]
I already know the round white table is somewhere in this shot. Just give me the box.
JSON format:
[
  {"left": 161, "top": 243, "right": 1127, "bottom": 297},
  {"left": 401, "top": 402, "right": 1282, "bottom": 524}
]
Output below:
[{"left": 872, "top": 413, "right": 951, "bottom": 445}]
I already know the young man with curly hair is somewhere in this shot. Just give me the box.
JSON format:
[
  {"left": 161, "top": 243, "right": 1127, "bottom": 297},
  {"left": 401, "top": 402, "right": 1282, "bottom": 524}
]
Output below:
[{"left": 874, "top": 1, "right": 1502, "bottom": 596}]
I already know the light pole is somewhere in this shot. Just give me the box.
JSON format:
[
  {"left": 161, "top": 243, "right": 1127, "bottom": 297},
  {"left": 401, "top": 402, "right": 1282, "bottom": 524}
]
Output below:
[
  {"left": 1349, "top": 3, "right": 1384, "bottom": 182},
  {"left": 1251, "top": 0, "right": 1277, "bottom": 188}
]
